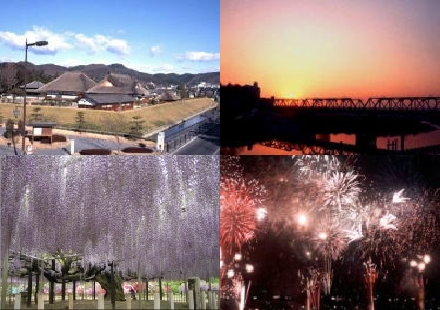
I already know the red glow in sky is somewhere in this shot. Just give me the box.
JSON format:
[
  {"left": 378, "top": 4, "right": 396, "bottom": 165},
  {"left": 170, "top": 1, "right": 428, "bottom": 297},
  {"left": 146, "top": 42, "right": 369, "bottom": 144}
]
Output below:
[{"left": 221, "top": 0, "right": 440, "bottom": 98}]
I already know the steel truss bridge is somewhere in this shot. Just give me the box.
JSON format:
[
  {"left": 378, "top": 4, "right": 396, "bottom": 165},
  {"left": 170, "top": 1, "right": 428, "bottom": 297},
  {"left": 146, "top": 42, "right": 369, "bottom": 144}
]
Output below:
[{"left": 273, "top": 97, "right": 440, "bottom": 111}]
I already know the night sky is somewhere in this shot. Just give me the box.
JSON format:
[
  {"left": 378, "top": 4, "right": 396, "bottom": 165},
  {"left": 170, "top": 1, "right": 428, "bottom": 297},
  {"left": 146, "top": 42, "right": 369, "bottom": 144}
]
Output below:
[{"left": 221, "top": 156, "right": 440, "bottom": 308}]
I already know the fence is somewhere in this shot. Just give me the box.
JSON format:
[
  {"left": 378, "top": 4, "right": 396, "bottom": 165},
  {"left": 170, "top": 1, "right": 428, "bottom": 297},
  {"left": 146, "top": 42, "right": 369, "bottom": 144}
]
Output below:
[{"left": 5, "top": 290, "right": 219, "bottom": 305}]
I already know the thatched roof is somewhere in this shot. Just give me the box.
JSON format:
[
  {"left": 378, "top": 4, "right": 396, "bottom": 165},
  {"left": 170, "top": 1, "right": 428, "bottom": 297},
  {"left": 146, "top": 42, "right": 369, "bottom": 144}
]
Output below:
[
  {"left": 134, "top": 83, "right": 150, "bottom": 96},
  {"left": 157, "top": 91, "right": 180, "bottom": 101},
  {"left": 20, "top": 81, "right": 45, "bottom": 90},
  {"left": 86, "top": 73, "right": 148, "bottom": 95},
  {"left": 37, "top": 72, "right": 96, "bottom": 93}
]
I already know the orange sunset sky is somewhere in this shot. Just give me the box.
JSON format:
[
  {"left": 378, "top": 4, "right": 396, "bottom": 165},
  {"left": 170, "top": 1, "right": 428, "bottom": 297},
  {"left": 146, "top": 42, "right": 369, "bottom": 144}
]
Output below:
[{"left": 221, "top": 0, "right": 440, "bottom": 99}]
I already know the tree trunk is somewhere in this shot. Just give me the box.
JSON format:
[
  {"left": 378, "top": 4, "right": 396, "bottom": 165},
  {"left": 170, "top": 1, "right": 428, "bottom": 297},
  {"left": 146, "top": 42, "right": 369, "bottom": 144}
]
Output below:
[
  {"left": 61, "top": 279, "right": 66, "bottom": 300},
  {"left": 35, "top": 273, "right": 40, "bottom": 305},
  {"left": 95, "top": 272, "right": 126, "bottom": 301},
  {"left": 1, "top": 244, "right": 9, "bottom": 310},
  {"left": 49, "top": 259, "right": 55, "bottom": 304}
]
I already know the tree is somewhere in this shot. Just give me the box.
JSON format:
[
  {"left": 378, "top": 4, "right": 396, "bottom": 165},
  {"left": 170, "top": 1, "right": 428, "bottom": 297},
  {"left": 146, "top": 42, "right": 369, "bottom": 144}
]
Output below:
[
  {"left": 178, "top": 83, "right": 188, "bottom": 100},
  {"left": 2, "top": 63, "right": 18, "bottom": 92},
  {"left": 104, "top": 108, "right": 126, "bottom": 154},
  {"left": 4, "top": 119, "right": 14, "bottom": 139},
  {"left": 129, "top": 115, "right": 146, "bottom": 140},
  {"left": 30, "top": 106, "right": 44, "bottom": 123},
  {"left": 0, "top": 157, "right": 220, "bottom": 308},
  {"left": 75, "top": 111, "right": 86, "bottom": 133}
]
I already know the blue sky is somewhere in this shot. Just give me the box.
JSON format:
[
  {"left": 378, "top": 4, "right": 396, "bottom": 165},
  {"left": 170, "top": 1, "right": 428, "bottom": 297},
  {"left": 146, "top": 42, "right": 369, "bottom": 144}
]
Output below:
[{"left": 0, "top": 0, "right": 219, "bottom": 74}]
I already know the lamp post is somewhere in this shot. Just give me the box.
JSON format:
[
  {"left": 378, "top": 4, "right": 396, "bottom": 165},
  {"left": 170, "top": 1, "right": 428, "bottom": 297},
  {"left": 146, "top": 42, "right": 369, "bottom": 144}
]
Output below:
[
  {"left": 227, "top": 253, "right": 254, "bottom": 310},
  {"left": 410, "top": 254, "right": 431, "bottom": 310},
  {"left": 364, "top": 261, "right": 378, "bottom": 310},
  {"left": 23, "top": 39, "right": 48, "bottom": 154},
  {"left": 12, "top": 106, "right": 20, "bottom": 155}
]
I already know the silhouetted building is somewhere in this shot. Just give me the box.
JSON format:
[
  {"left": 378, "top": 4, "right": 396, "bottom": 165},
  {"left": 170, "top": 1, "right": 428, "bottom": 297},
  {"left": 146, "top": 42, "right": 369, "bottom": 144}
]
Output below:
[{"left": 221, "top": 82, "right": 261, "bottom": 119}]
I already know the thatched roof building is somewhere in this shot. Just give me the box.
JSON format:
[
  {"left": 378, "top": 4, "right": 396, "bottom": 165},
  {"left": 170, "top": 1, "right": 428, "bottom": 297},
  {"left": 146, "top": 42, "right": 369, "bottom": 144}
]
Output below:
[
  {"left": 79, "top": 93, "right": 135, "bottom": 111},
  {"left": 20, "top": 81, "right": 46, "bottom": 95},
  {"left": 86, "top": 73, "right": 149, "bottom": 96},
  {"left": 37, "top": 72, "right": 96, "bottom": 95},
  {"left": 157, "top": 91, "right": 180, "bottom": 101}
]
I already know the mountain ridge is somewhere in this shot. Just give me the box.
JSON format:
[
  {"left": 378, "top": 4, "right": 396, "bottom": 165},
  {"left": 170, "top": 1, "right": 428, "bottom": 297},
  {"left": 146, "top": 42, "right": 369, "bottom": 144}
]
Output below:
[{"left": 1, "top": 62, "right": 220, "bottom": 87}]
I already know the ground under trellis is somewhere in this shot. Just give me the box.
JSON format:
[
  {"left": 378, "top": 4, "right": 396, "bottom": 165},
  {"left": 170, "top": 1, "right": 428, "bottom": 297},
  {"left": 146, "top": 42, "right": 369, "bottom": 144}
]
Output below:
[
  {"left": 1, "top": 156, "right": 220, "bottom": 310},
  {"left": 2, "top": 300, "right": 192, "bottom": 309}
]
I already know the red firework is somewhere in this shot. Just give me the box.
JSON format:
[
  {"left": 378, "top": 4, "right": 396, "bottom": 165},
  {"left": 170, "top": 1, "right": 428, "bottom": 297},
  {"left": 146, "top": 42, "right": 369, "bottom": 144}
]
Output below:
[{"left": 220, "top": 178, "right": 258, "bottom": 256}]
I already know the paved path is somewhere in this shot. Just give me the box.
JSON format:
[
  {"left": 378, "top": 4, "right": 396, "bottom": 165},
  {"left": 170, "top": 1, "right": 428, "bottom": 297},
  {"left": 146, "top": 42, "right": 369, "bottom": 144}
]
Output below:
[
  {"left": 173, "top": 124, "right": 220, "bottom": 155},
  {"left": 0, "top": 127, "right": 149, "bottom": 155}
]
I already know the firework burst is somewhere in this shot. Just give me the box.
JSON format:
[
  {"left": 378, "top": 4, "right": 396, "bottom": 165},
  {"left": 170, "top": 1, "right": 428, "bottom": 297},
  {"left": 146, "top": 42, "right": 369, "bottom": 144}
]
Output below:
[{"left": 220, "top": 178, "right": 265, "bottom": 256}]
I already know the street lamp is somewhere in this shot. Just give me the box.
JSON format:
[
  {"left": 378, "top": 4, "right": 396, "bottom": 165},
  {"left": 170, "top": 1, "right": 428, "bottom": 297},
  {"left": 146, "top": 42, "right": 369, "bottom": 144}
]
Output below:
[
  {"left": 364, "top": 262, "right": 378, "bottom": 310},
  {"left": 13, "top": 106, "right": 20, "bottom": 119},
  {"left": 230, "top": 253, "right": 254, "bottom": 310},
  {"left": 23, "top": 39, "right": 48, "bottom": 154},
  {"left": 410, "top": 254, "right": 431, "bottom": 310}
]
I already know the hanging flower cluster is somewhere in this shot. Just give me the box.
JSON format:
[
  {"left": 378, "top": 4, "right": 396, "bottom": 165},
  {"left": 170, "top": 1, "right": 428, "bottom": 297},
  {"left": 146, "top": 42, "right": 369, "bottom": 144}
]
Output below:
[{"left": 1, "top": 156, "right": 220, "bottom": 280}]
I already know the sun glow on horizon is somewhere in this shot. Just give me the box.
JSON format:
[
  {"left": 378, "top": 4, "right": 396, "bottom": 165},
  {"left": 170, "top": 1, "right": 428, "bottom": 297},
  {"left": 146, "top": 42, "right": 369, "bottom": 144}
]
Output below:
[{"left": 221, "top": 0, "right": 440, "bottom": 98}]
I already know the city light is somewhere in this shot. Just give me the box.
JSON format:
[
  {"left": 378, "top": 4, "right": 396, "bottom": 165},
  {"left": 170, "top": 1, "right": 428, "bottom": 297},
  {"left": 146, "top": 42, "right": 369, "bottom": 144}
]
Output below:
[
  {"left": 297, "top": 214, "right": 307, "bottom": 226},
  {"left": 234, "top": 253, "right": 242, "bottom": 262},
  {"left": 256, "top": 207, "right": 268, "bottom": 221},
  {"left": 245, "top": 264, "right": 254, "bottom": 273},
  {"left": 318, "top": 232, "right": 328, "bottom": 240},
  {"left": 424, "top": 255, "right": 431, "bottom": 264}
]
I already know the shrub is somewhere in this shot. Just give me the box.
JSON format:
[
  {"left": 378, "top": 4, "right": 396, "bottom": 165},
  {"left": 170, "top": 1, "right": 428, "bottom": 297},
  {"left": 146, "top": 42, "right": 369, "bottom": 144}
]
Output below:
[
  {"left": 79, "top": 149, "right": 112, "bottom": 155},
  {"left": 121, "top": 147, "right": 153, "bottom": 154},
  {"left": 52, "top": 135, "right": 67, "bottom": 143}
]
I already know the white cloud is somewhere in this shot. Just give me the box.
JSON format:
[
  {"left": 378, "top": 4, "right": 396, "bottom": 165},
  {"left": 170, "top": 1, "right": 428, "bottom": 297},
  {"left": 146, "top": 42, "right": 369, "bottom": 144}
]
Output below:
[
  {"left": 0, "top": 26, "right": 72, "bottom": 55},
  {"left": 74, "top": 33, "right": 130, "bottom": 56},
  {"left": 0, "top": 26, "right": 130, "bottom": 57},
  {"left": 150, "top": 45, "right": 162, "bottom": 57},
  {"left": 106, "top": 38, "right": 130, "bottom": 56},
  {"left": 144, "top": 64, "right": 175, "bottom": 74},
  {"left": 176, "top": 51, "right": 220, "bottom": 62},
  {"left": 128, "top": 62, "right": 175, "bottom": 74},
  {"left": 62, "top": 58, "right": 86, "bottom": 68}
]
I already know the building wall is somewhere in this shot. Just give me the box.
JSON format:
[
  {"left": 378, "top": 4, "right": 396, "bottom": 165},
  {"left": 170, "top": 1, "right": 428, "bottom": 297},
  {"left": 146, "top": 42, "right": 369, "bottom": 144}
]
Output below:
[{"left": 91, "top": 102, "right": 134, "bottom": 111}]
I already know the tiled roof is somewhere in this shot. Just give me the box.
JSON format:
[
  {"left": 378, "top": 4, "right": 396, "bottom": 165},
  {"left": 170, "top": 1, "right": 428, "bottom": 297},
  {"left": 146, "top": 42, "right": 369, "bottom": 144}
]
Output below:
[{"left": 85, "top": 94, "right": 135, "bottom": 105}]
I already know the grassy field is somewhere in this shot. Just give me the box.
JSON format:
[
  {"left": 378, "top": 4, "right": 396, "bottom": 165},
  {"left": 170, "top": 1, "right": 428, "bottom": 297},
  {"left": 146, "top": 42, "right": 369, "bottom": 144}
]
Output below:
[{"left": 0, "top": 98, "right": 217, "bottom": 135}]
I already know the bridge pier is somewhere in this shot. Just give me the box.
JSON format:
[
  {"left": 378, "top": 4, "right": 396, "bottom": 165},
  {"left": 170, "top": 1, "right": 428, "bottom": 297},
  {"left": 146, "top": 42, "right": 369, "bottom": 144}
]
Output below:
[{"left": 355, "top": 133, "right": 377, "bottom": 153}]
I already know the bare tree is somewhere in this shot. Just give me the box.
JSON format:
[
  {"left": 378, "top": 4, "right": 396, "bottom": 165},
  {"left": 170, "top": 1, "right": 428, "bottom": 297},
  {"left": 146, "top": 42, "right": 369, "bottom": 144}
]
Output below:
[{"left": 2, "top": 63, "right": 18, "bottom": 92}]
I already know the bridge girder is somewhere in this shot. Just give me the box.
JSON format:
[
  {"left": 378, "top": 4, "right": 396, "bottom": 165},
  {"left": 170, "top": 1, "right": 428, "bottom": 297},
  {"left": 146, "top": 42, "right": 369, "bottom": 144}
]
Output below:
[{"left": 274, "top": 97, "right": 440, "bottom": 111}]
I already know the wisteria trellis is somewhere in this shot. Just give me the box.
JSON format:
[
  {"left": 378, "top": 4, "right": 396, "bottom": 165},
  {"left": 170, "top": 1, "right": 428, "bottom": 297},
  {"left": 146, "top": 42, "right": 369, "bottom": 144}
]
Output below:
[{"left": 0, "top": 156, "right": 220, "bottom": 280}]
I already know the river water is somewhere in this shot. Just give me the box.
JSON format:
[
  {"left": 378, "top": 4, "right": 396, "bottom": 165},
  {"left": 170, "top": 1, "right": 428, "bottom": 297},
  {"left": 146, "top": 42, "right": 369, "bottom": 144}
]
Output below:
[{"left": 229, "top": 126, "right": 440, "bottom": 155}]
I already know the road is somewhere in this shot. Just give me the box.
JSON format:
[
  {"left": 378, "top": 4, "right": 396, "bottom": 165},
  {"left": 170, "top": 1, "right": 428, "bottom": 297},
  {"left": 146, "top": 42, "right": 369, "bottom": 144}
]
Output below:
[
  {"left": 173, "top": 123, "right": 220, "bottom": 155},
  {"left": 0, "top": 127, "right": 141, "bottom": 155}
]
